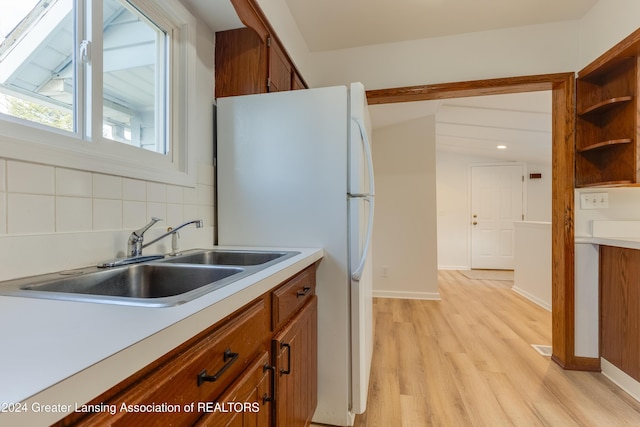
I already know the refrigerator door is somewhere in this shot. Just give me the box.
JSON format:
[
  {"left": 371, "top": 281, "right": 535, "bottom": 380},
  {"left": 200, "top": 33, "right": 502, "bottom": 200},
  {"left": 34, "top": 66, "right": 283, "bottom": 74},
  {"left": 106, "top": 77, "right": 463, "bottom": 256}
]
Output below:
[
  {"left": 348, "top": 195, "right": 374, "bottom": 415},
  {"left": 217, "top": 87, "right": 356, "bottom": 426},
  {"left": 348, "top": 83, "right": 375, "bottom": 415},
  {"left": 349, "top": 82, "right": 375, "bottom": 197}
]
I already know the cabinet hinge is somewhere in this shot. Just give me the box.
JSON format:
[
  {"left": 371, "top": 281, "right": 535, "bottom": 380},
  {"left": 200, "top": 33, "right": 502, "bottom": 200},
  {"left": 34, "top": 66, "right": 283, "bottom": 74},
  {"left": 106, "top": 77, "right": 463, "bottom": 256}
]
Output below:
[
  {"left": 267, "top": 77, "right": 271, "bottom": 89},
  {"left": 522, "top": 175, "right": 524, "bottom": 182},
  {"left": 267, "top": 36, "right": 271, "bottom": 47}
]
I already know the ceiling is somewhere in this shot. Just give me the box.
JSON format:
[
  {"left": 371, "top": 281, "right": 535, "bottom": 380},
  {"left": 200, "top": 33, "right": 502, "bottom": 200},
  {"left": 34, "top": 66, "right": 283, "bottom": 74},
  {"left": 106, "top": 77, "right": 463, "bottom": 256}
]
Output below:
[
  {"left": 284, "top": 0, "right": 597, "bottom": 52},
  {"left": 369, "top": 91, "right": 552, "bottom": 164}
]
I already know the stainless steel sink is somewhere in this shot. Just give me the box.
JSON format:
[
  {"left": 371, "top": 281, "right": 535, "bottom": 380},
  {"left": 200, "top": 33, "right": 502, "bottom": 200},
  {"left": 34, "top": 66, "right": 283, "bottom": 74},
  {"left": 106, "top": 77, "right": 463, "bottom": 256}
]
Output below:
[
  {"left": 161, "top": 249, "right": 297, "bottom": 266},
  {"left": 23, "top": 264, "right": 242, "bottom": 297},
  {"left": 0, "top": 249, "right": 299, "bottom": 307}
]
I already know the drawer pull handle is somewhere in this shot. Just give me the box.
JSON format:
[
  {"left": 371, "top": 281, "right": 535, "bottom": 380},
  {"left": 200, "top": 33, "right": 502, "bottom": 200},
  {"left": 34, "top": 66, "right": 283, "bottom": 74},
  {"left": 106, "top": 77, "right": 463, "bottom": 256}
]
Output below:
[
  {"left": 296, "top": 286, "right": 311, "bottom": 297},
  {"left": 280, "top": 343, "right": 291, "bottom": 375},
  {"left": 263, "top": 364, "right": 275, "bottom": 404},
  {"left": 197, "top": 348, "right": 239, "bottom": 386}
]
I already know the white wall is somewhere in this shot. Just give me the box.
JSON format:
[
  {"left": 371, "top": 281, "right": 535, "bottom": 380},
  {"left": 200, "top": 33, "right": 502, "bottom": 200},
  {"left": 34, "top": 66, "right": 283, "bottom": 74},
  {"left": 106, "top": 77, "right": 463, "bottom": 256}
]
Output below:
[
  {"left": 372, "top": 117, "right": 440, "bottom": 300},
  {"left": 0, "top": 15, "right": 216, "bottom": 282},
  {"left": 526, "top": 163, "right": 552, "bottom": 221},
  {"left": 436, "top": 150, "right": 552, "bottom": 270},
  {"left": 578, "top": 0, "right": 640, "bottom": 69}
]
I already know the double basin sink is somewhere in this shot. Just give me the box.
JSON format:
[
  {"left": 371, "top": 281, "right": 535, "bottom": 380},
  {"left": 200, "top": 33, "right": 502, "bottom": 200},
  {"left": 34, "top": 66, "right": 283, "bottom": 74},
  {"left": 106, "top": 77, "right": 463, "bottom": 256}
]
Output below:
[{"left": 0, "top": 249, "right": 299, "bottom": 307}]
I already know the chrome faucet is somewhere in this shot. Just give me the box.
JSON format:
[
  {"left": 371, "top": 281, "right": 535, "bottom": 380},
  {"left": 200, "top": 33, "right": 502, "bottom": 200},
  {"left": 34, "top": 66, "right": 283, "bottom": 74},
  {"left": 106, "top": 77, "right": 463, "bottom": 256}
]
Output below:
[
  {"left": 127, "top": 217, "right": 162, "bottom": 257},
  {"left": 140, "top": 219, "right": 204, "bottom": 252}
]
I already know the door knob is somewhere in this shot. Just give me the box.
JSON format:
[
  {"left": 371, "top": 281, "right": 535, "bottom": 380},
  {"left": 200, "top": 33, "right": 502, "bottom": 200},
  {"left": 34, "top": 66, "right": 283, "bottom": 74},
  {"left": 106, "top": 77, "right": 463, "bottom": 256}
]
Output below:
[{"left": 472, "top": 221, "right": 477, "bottom": 225}]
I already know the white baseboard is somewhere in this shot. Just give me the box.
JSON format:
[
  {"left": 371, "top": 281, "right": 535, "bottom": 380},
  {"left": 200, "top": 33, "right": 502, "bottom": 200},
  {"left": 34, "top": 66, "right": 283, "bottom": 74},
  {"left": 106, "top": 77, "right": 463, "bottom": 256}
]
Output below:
[
  {"left": 373, "top": 290, "right": 441, "bottom": 300},
  {"left": 602, "top": 358, "right": 640, "bottom": 403},
  {"left": 438, "top": 265, "right": 469, "bottom": 271},
  {"left": 512, "top": 286, "right": 551, "bottom": 312}
]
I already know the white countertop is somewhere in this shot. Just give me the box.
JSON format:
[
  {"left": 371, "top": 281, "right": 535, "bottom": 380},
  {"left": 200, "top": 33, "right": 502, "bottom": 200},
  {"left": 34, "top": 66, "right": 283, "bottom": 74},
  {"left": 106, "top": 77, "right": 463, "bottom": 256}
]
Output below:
[
  {"left": 575, "top": 220, "right": 640, "bottom": 250},
  {"left": 0, "top": 246, "right": 323, "bottom": 426},
  {"left": 584, "top": 236, "right": 640, "bottom": 251}
]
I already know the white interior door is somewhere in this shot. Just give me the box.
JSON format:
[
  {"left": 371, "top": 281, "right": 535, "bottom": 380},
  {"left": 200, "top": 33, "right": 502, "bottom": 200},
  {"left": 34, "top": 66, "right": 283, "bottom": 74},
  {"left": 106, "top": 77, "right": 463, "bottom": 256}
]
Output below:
[{"left": 471, "top": 164, "right": 523, "bottom": 270}]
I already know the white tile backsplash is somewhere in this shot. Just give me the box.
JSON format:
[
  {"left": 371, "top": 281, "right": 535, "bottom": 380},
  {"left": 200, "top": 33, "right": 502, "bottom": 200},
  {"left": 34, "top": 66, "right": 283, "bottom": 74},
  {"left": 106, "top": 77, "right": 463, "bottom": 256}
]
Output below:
[
  {"left": 146, "top": 202, "right": 166, "bottom": 224},
  {"left": 0, "top": 158, "right": 216, "bottom": 279},
  {"left": 147, "top": 182, "right": 167, "bottom": 203},
  {"left": 8, "top": 193, "right": 55, "bottom": 234},
  {"left": 198, "top": 184, "right": 214, "bottom": 206},
  {"left": 123, "top": 200, "right": 147, "bottom": 229},
  {"left": 93, "top": 174, "right": 122, "bottom": 200},
  {"left": 123, "top": 178, "right": 146, "bottom": 201},
  {"left": 166, "top": 185, "right": 184, "bottom": 204},
  {"left": 7, "top": 161, "right": 55, "bottom": 195},
  {"left": 0, "top": 192, "right": 6, "bottom": 234},
  {"left": 0, "top": 160, "right": 6, "bottom": 192},
  {"left": 183, "top": 204, "right": 198, "bottom": 222},
  {"left": 93, "top": 199, "right": 123, "bottom": 230},
  {"left": 56, "top": 168, "right": 92, "bottom": 197},
  {"left": 166, "top": 203, "right": 184, "bottom": 226},
  {"left": 56, "top": 197, "right": 92, "bottom": 232},
  {"left": 198, "top": 204, "right": 214, "bottom": 227},
  {"left": 184, "top": 186, "right": 198, "bottom": 204}
]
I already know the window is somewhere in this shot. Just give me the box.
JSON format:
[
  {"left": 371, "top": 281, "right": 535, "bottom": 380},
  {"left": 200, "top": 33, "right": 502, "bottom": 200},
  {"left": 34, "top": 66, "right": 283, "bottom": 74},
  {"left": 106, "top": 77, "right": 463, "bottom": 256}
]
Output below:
[{"left": 0, "top": 0, "right": 195, "bottom": 186}]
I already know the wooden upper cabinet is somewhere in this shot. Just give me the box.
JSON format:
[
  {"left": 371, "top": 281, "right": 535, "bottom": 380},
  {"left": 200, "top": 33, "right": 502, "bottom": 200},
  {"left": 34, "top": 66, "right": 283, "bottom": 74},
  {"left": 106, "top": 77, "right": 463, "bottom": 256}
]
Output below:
[
  {"left": 575, "top": 29, "right": 640, "bottom": 187},
  {"left": 268, "top": 36, "right": 292, "bottom": 93},
  {"left": 215, "top": 27, "right": 268, "bottom": 97},
  {"left": 215, "top": 0, "right": 307, "bottom": 98}
]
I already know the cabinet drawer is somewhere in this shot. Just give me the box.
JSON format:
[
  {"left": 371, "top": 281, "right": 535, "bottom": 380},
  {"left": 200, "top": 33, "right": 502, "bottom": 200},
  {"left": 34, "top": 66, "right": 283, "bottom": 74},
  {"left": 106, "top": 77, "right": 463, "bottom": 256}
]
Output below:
[
  {"left": 194, "top": 351, "right": 272, "bottom": 426},
  {"left": 272, "top": 265, "right": 316, "bottom": 331},
  {"left": 79, "top": 298, "right": 268, "bottom": 426}
]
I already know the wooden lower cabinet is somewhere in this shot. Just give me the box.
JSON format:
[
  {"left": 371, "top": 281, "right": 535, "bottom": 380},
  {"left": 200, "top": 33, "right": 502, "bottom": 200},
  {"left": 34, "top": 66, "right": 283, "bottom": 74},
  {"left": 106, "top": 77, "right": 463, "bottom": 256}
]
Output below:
[
  {"left": 195, "top": 351, "right": 272, "bottom": 427},
  {"left": 55, "top": 264, "right": 318, "bottom": 427},
  {"left": 600, "top": 245, "right": 640, "bottom": 380},
  {"left": 273, "top": 297, "right": 318, "bottom": 427}
]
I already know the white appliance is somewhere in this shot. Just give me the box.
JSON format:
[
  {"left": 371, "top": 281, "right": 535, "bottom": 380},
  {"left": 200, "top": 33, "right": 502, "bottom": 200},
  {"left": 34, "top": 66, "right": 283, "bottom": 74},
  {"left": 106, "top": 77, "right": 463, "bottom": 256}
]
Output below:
[{"left": 216, "top": 82, "right": 375, "bottom": 426}]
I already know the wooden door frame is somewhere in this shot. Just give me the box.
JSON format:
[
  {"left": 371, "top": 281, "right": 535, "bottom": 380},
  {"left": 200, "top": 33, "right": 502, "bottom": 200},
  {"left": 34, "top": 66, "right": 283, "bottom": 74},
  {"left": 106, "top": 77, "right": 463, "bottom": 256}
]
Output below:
[{"left": 367, "top": 73, "right": 597, "bottom": 371}]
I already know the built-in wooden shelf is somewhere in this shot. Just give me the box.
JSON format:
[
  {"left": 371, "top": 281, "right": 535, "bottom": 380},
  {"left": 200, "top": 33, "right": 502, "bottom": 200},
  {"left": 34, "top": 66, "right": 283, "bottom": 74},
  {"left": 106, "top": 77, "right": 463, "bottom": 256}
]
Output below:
[
  {"left": 577, "top": 138, "right": 633, "bottom": 153},
  {"left": 576, "top": 180, "right": 634, "bottom": 188},
  {"left": 575, "top": 33, "right": 640, "bottom": 188},
  {"left": 578, "top": 96, "right": 633, "bottom": 116}
]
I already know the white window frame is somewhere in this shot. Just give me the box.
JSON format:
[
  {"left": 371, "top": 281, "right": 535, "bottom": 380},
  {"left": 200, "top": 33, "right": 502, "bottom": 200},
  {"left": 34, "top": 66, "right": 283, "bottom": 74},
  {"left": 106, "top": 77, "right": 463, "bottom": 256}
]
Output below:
[{"left": 0, "top": 0, "right": 197, "bottom": 187}]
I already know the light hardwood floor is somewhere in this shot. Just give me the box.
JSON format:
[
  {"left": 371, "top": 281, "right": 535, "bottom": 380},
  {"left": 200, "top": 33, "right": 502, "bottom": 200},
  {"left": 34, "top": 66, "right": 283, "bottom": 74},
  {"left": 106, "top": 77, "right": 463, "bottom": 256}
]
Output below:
[{"left": 348, "top": 270, "right": 640, "bottom": 427}]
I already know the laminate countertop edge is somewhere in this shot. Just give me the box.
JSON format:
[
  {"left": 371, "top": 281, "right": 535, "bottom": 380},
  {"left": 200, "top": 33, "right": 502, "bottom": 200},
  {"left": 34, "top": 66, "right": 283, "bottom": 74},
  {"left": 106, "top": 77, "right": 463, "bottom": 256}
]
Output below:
[{"left": 576, "top": 236, "right": 640, "bottom": 251}]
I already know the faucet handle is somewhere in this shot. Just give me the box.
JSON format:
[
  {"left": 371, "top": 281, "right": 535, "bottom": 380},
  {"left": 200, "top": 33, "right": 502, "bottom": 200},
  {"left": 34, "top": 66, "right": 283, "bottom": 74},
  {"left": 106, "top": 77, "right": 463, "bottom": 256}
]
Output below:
[{"left": 134, "top": 217, "right": 163, "bottom": 237}]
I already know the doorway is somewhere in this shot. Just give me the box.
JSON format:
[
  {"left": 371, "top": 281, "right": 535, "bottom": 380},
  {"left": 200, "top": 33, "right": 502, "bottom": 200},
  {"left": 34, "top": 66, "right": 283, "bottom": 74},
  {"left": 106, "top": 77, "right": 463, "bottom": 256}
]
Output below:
[
  {"left": 470, "top": 164, "right": 524, "bottom": 270},
  {"left": 366, "top": 73, "right": 587, "bottom": 370}
]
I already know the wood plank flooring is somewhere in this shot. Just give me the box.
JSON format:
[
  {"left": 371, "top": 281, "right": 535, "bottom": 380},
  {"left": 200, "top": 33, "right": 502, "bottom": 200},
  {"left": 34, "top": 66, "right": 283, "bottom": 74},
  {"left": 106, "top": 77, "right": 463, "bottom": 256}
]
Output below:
[{"left": 350, "top": 270, "right": 640, "bottom": 427}]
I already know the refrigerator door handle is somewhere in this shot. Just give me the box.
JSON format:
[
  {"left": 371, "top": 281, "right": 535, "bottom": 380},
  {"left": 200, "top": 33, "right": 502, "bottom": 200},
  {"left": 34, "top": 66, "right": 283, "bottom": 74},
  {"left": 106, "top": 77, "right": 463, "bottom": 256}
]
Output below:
[
  {"left": 352, "top": 117, "right": 376, "bottom": 196},
  {"left": 351, "top": 196, "right": 375, "bottom": 281}
]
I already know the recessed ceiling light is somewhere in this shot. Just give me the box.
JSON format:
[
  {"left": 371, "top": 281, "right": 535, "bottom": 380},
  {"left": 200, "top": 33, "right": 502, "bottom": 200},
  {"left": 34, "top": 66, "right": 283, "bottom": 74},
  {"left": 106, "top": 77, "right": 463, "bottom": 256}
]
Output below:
[{"left": 496, "top": 145, "right": 507, "bottom": 149}]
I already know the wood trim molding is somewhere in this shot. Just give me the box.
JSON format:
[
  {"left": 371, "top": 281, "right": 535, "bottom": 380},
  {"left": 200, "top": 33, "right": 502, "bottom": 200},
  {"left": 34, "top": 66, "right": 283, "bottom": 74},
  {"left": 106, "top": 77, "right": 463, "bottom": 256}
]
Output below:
[
  {"left": 366, "top": 73, "right": 586, "bottom": 371},
  {"left": 228, "top": 0, "right": 308, "bottom": 88},
  {"left": 365, "top": 73, "right": 574, "bottom": 104}
]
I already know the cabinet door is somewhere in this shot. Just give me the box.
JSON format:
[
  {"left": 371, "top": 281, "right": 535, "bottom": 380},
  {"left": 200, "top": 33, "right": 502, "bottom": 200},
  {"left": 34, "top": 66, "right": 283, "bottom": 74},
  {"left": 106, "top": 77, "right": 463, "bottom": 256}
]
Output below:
[
  {"left": 268, "top": 37, "right": 292, "bottom": 93},
  {"left": 215, "top": 28, "right": 268, "bottom": 97},
  {"left": 600, "top": 246, "right": 640, "bottom": 380},
  {"left": 272, "top": 296, "right": 318, "bottom": 427},
  {"left": 195, "top": 351, "right": 273, "bottom": 427}
]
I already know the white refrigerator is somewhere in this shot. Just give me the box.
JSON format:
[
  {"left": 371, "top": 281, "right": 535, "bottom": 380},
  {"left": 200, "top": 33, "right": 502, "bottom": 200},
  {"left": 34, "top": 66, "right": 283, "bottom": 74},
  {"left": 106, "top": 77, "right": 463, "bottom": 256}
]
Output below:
[{"left": 216, "top": 82, "right": 375, "bottom": 426}]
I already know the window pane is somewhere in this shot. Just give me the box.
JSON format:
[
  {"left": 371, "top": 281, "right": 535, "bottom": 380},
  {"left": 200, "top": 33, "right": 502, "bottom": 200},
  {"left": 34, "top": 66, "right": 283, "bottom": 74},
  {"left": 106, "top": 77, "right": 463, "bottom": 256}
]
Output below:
[
  {"left": 102, "top": 0, "right": 167, "bottom": 154},
  {"left": 0, "top": 0, "right": 74, "bottom": 132}
]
